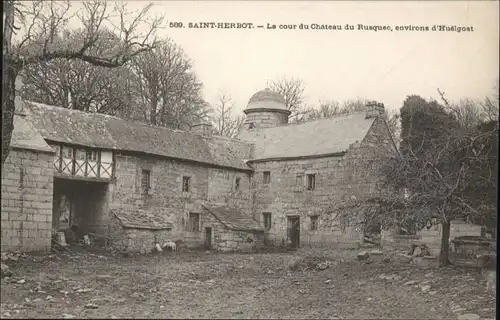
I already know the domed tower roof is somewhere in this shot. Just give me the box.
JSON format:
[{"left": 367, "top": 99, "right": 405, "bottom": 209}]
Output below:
[{"left": 244, "top": 88, "right": 290, "bottom": 114}]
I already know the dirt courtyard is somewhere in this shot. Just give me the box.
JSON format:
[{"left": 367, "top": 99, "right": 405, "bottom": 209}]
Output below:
[{"left": 0, "top": 248, "right": 496, "bottom": 319}]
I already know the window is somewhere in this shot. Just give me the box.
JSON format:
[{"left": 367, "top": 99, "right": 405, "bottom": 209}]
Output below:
[
  {"left": 141, "top": 169, "right": 151, "bottom": 192},
  {"left": 295, "top": 174, "right": 304, "bottom": 186},
  {"left": 76, "top": 149, "right": 86, "bottom": 161},
  {"left": 306, "top": 174, "right": 316, "bottom": 190},
  {"left": 262, "top": 212, "right": 272, "bottom": 230},
  {"left": 63, "top": 147, "right": 73, "bottom": 159},
  {"left": 310, "top": 215, "right": 319, "bottom": 230},
  {"left": 188, "top": 213, "right": 200, "bottom": 232},
  {"left": 87, "top": 150, "right": 98, "bottom": 162},
  {"left": 182, "top": 176, "right": 191, "bottom": 192},
  {"left": 235, "top": 177, "right": 241, "bottom": 191},
  {"left": 263, "top": 171, "right": 271, "bottom": 184}
]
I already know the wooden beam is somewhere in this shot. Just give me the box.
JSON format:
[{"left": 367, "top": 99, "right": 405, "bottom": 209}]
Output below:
[
  {"left": 112, "top": 152, "right": 116, "bottom": 179},
  {"left": 85, "top": 148, "right": 89, "bottom": 177},
  {"left": 97, "top": 149, "right": 101, "bottom": 178},
  {"left": 72, "top": 148, "right": 76, "bottom": 175},
  {"left": 58, "top": 144, "right": 63, "bottom": 173}
]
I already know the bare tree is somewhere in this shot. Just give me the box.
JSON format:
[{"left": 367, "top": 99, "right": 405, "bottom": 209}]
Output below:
[
  {"left": 211, "top": 91, "right": 244, "bottom": 138},
  {"left": 438, "top": 82, "right": 499, "bottom": 129},
  {"left": 381, "top": 95, "right": 497, "bottom": 265},
  {"left": 21, "top": 29, "right": 131, "bottom": 114},
  {"left": 300, "top": 98, "right": 368, "bottom": 121},
  {"left": 2, "top": 0, "right": 163, "bottom": 167},
  {"left": 130, "top": 39, "right": 210, "bottom": 129},
  {"left": 267, "top": 78, "right": 306, "bottom": 120}
]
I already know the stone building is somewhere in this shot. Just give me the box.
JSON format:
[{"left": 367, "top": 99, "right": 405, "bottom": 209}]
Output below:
[{"left": 1, "top": 81, "right": 399, "bottom": 253}]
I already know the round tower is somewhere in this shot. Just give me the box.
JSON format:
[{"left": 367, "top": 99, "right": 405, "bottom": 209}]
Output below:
[{"left": 243, "top": 88, "right": 290, "bottom": 129}]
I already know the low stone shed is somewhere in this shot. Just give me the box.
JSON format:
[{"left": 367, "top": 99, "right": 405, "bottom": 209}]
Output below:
[
  {"left": 108, "top": 208, "right": 173, "bottom": 253},
  {"left": 201, "top": 203, "right": 265, "bottom": 252}
]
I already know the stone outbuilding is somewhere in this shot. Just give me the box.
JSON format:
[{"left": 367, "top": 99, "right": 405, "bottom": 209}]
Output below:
[
  {"left": 201, "top": 203, "right": 265, "bottom": 252},
  {"left": 108, "top": 208, "right": 173, "bottom": 253}
]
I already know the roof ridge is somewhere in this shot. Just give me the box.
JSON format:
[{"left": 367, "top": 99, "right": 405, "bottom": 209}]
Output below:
[
  {"left": 24, "top": 100, "right": 254, "bottom": 171},
  {"left": 25, "top": 100, "right": 203, "bottom": 137},
  {"left": 25, "top": 100, "right": 256, "bottom": 146},
  {"left": 247, "top": 110, "right": 367, "bottom": 132},
  {"left": 207, "top": 134, "right": 254, "bottom": 145}
]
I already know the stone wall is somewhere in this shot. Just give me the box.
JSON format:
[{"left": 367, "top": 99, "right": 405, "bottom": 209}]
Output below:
[
  {"left": 381, "top": 220, "right": 483, "bottom": 256},
  {"left": 109, "top": 153, "right": 251, "bottom": 248},
  {"left": 250, "top": 115, "right": 396, "bottom": 248},
  {"left": 1, "top": 149, "right": 54, "bottom": 252},
  {"left": 207, "top": 168, "right": 251, "bottom": 212},
  {"left": 244, "top": 111, "right": 289, "bottom": 129}
]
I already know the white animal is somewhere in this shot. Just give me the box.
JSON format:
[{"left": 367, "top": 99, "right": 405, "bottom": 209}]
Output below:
[
  {"left": 83, "top": 235, "right": 91, "bottom": 246},
  {"left": 162, "top": 241, "right": 177, "bottom": 252},
  {"left": 155, "top": 243, "right": 163, "bottom": 252}
]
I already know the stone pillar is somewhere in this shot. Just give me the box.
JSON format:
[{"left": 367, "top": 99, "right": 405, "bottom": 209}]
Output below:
[{"left": 15, "top": 73, "right": 25, "bottom": 115}]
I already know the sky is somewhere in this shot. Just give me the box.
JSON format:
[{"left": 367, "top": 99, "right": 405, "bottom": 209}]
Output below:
[{"left": 89, "top": 1, "right": 499, "bottom": 113}]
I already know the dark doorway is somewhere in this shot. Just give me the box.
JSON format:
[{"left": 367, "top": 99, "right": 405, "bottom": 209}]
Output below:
[
  {"left": 205, "top": 227, "right": 212, "bottom": 249},
  {"left": 52, "top": 178, "right": 109, "bottom": 236},
  {"left": 287, "top": 216, "right": 300, "bottom": 248}
]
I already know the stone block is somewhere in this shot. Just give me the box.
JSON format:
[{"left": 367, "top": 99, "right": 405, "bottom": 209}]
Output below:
[
  {"left": 482, "top": 269, "right": 496, "bottom": 296},
  {"left": 33, "top": 214, "right": 47, "bottom": 222}
]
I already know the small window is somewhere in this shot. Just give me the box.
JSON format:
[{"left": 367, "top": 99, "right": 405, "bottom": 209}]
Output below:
[
  {"left": 295, "top": 174, "right": 304, "bottom": 186},
  {"left": 76, "top": 149, "right": 86, "bottom": 161},
  {"left": 182, "top": 176, "right": 191, "bottom": 192},
  {"left": 188, "top": 212, "right": 200, "bottom": 232},
  {"left": 235, "top": 177, "right": 241, "bottom": 191},
  {"left": 306, "top": 174, "right": 316, "bottom": 190},
  {"left": 63, "top": 147, "right": 73, "bottom": 159},
  {"left": 310, "top": 215, "right": 319, "bottom": 230},
  {"left": 87, "top": 150, "right": 98, "bottom": 162},
  {"left": 262, "top": 212, "right": 272, "bottom": 230},
  {"left": 263, "top": 171, "right": 271, "bottom": 184},
  {"left": 141, "top": 169, "right": 151, "bottom": 192}
]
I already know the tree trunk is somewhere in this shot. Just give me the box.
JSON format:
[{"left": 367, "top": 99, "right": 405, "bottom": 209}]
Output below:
[
  {"left": 2, "top": 68, "right": 17, "bottom": 168},
  {"left": 2, "top": 0, "right": 16, "bottom": 168},
  {"left": 439, "top": 221, "right": 451, "bottom": 266},
  {"left": 150, "top": 85, "right": 158, "bottom": 125}
]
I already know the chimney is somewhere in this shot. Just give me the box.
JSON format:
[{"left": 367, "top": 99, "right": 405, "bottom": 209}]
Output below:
[
  {"left": 190, "top": 121, "right": 214, "bottom": 136},
  {"left": 14, "top": 73, "right": 25, "bottom": 116},
  {"left": 365, "top": 101, "right": 385, "bottom": 119}
]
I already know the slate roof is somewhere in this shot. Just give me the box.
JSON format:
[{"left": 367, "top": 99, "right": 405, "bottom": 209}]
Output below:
[
  {"left": 111, "top": 208, "right": 173, "bottom": 230},
  {"left": 10, "top": 114, "right": 54, "bottom": 153},
  {"left": 24, "top": 101, "right": 252, "bottom": 171},
  {"left": 237, "top": 112, "right": 375, "bottom": 161},
  {"left": 202, "top": 203, "right": 264, "bottom": 232}
]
